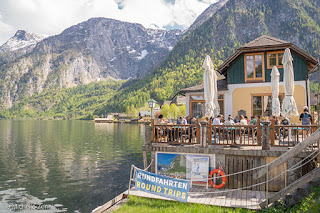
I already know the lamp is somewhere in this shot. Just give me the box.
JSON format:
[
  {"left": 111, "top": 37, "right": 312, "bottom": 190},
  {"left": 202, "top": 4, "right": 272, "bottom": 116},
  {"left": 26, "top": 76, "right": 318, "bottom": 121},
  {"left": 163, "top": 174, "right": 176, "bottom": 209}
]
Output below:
[{"left": 148, "top": 99, "right": 156, "bottom": 120}]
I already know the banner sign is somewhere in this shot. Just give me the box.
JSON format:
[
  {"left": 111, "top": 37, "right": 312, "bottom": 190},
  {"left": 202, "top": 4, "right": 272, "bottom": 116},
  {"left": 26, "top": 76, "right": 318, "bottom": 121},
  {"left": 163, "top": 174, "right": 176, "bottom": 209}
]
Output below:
[{"left": 135, "top": 169, "right": 190, "bottom": 202}]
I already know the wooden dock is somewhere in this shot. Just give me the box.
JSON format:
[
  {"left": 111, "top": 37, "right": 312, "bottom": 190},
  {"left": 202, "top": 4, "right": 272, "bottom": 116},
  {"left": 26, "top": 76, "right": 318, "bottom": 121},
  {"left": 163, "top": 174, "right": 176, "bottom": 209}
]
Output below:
[{"left": 125, "top": 186, "right": 276, "bottom": 210}]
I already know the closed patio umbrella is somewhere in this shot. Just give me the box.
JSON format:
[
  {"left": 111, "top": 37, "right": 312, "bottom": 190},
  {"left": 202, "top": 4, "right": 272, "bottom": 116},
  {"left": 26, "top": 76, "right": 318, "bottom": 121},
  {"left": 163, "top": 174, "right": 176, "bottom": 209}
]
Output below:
[
  {"left": 202, "top": 55, "right": 224, "bottom": 118},
  {"left": 271, "top": 66, "right": 281, "bottom": 117},
  {"left": 281, "top": 48, "right": 299, "bottom": 118}
]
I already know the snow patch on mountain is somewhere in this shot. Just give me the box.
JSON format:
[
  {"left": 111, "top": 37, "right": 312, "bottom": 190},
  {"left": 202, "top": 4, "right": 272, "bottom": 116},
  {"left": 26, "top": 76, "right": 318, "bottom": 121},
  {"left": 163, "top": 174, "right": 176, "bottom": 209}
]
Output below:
[
  {"left": 0, "top": 30, "right": 48, "bottom": 52},
  {"left": 136, "top": 50, "right": 148, "bottom": 60}
]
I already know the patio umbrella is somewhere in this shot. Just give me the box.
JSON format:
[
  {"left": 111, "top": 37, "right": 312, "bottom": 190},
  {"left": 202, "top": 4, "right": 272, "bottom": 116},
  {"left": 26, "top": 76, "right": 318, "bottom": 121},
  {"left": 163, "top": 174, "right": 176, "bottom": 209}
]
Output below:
[
  {"left": 271, "top": 66, "right": 281, "bottom": 117},
  {"left": 202, "top": 55, "right": 224, "bottom": 118},
  {"left": 281, "top": 48, "right": 299, "bottom": 118}
]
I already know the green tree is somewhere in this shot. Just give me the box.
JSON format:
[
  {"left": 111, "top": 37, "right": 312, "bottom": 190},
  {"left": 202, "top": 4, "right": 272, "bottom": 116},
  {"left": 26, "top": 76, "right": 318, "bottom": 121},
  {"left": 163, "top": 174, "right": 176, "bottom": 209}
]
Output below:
[
  {"left": 130, "top": 105, "right": 138, "bottom": 118},
  {"left": 126, "top": 105, "right": 130, "bottom": 115},
  {"left": 161, "top": 103, "right": 170, "bottom": 118},
  {"left": 179, "top": 105, "right": 186, "bottom": 117},
  {"left": 170, "top": 103, "right": 179, "bottom": 120}
]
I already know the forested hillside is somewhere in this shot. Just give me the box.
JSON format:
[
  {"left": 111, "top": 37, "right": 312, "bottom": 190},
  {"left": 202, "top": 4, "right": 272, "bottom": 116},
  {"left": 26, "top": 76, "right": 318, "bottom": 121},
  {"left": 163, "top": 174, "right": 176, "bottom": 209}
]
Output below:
[
  {"left": 0, "top": 79, "right": 126, "bottom": 119},
  {"left": 95, "top": 0, "right": 320, "bottom": 115}
]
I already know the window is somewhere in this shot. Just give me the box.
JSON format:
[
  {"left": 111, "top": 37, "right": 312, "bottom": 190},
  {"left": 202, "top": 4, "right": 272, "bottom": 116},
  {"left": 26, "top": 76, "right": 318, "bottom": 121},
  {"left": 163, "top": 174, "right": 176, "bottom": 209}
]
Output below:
[
  {"left": 190, "top": 94, "right": 204, "bottom": 119},
  {"left": 251, "top": 94, "right": 284, "bottom": 117},
  {"left": 267, "top": 51, "right": 284, "bottom": 69},
  {"left": 218, "top": 94, "right": 224, "bottom": 116},
  {"left": 190, "top": 101, "right": 205, "bottom": 118},
  {"left": 189, "top": 94, "right": 224, "bottom": 118},
  {"left": 244, "top": 53, "right": 265, "bottom": 82}
]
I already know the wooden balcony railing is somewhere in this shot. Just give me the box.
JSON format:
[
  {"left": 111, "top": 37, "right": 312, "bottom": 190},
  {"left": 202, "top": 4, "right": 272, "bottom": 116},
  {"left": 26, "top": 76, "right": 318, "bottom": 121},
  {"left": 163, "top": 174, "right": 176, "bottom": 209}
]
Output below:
[
  {"left": 151, "top": 119, "right": 319, "bottom": 148},
  {"left": 272, "top": 124, "right": 318, "bottom": 148},
  {"left": 153, "top": 123, "right": 199, "bottom": 144},
  {"left": 208, "top": 124, "right": 258, "bottom": 146}
]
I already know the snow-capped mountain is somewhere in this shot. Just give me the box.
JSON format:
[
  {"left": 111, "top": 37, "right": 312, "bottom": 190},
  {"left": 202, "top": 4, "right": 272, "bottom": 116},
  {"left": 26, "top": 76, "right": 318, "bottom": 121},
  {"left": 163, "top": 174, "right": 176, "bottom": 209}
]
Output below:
[
  {"left": 0, "top": 30, "right": 47, "bottom": 53},
  {"left": 0, "top": 18, "right": 182, "bottom": 108}
]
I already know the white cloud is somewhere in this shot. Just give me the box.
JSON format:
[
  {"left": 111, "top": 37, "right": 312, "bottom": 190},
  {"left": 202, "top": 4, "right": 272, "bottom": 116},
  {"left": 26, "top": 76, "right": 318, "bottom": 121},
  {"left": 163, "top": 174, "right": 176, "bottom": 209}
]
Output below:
[
  {"left": 0, "top": 0, "right": 218, "bottom": 45},
  {"left": 0, "top": 16, "right": 14, "bottom": 33}
]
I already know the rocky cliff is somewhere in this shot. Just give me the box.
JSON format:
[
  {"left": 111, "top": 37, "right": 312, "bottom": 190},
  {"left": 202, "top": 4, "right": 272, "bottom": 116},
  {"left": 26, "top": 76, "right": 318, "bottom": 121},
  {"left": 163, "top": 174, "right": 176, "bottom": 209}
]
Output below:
[
  {"left": 0, "top": 30, "right": 47, "bottom": 64},
  {"left": 188, "top": 0, "right": 228, "bottom": 32},
  {"left": 0, "top": 18, "right": 182, "bottom": 108}
]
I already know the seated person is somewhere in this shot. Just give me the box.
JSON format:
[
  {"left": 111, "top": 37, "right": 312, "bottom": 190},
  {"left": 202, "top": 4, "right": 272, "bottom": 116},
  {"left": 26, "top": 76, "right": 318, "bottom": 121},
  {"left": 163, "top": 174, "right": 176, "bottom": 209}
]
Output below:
[
  {"left": 233, "top": 115, "right": 240, "bottom": 124},
  {"left": 225, "top": 116, "right": 235, "bottom": 125},
  {"left": 155, "top": 114, "right": 166, "bottom": 139},
  {"left": 177, "top": 116, "right": 188, "bottom": 125},
  {"left": 250, "top": 116, "right": 257, "bottom": 125},
  {"left": 239, "top": 115, "right": 248, "bottom": 125},
  {"left": 212, "top": 115, "right": 223, "bottom": 125},
  {"left": 156, "top": 114, "right": 166, "bottom": 125},
  {"left": 280, "top": 115, "right": 289, "bottom": 125},
  {"left": 279, "top": 115, "right": 289, "bottom": 138},
  {"left": 190, "top": 117, "right": 197, "bottom": 124}
]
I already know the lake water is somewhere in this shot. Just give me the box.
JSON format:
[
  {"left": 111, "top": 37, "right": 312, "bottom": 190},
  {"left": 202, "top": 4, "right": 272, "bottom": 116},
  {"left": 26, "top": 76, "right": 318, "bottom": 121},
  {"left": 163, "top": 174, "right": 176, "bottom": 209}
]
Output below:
[{"left": 0, "top": 120, "right": 145, "bottom": 212}]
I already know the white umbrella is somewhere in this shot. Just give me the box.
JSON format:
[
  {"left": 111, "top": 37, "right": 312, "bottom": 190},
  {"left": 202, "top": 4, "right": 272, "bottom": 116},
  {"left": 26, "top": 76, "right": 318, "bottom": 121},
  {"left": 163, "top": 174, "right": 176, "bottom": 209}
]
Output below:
[
  {"left": 271, "top": 66, "right": 281, "bottom": 117},
  {"left": 281, "top": 48, "right": 299, "bottom": 118},
  {"left": 202, "top": 55, "right": 224, "bottom": 118}
]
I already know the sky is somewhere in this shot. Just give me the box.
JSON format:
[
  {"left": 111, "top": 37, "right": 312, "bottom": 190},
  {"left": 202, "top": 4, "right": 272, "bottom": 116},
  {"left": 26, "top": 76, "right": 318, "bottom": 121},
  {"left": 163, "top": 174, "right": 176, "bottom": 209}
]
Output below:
[{"left": 0, "top": 0, "right": 218, "bottom": 45}]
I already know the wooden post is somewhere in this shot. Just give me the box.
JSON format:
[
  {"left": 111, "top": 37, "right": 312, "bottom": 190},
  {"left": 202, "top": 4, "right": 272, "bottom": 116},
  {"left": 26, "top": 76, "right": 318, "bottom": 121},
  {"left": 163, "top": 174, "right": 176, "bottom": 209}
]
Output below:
[
  {"left": 145, "top": 123, "right": 152, "bottom": 145},
  {"left": 261, "top": 121, "right": 271, "bottom": 150},
  {"left": 151, "top": 152, "right": 156, "bottom": 173},
  {"left": 257, "top": 119, "right": 262, "bottom": 145},
  {"left": 151, "top": 119, "right": 155, "bottom": 143},
  {"left": 196, "top": 119, "right": 200, "bottom": 143},
  {"left": 200, "top": 120, "right": 208, "bottom": 148},
  {"left": 208, "top": 119, "right": 212, "bottom": 144},
  {"left": 143, "top": 151, "right": 148, "bottom": 170},
  {"left": 270, "top": 119, "right": 275, "bottom": 146}
]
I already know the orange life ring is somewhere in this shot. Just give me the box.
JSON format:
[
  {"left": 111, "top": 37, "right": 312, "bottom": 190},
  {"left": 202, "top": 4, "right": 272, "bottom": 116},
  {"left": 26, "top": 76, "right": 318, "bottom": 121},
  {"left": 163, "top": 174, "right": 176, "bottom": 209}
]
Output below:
[{"left": 208, "top": 169, "right": 227, "bottom": 189}]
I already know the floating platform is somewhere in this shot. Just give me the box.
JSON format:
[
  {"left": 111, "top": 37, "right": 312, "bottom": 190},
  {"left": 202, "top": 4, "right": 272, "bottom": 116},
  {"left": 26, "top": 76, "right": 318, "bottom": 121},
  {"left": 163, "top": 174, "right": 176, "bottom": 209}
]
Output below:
[{"left": 94, "top": 118, "right": 114, "bottom": 123}]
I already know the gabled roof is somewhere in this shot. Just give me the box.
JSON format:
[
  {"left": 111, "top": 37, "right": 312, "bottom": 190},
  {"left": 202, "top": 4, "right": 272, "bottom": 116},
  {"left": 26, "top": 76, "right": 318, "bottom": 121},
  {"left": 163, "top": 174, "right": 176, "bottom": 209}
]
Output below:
[
  {"left": 177, "top": 79, "right": 228, "bottom": 95},
  {"left": 218, "top": 35, "right": 318, "bottom": 74},
  {"left": 242, "top": 35, "right": 290, "bottom": 48},
  {"left": 161, "top": 101, "right": 172, "bottom": 107}
]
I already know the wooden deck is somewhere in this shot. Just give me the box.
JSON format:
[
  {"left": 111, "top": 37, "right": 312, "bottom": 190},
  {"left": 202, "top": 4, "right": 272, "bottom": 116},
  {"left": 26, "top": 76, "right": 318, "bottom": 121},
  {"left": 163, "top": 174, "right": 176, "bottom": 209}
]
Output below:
[{"left": 125, "top": 186, "right": 276, "bottom": 210}]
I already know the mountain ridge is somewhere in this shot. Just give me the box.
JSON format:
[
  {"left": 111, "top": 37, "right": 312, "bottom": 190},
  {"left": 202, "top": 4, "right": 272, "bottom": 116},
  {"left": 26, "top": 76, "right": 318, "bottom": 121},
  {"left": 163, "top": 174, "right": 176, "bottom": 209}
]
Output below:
[
  {"left": 95, "top": 0, "right": 320, "bottom": 114},
  {"left": 0, "top": 17, "right": 182, "bottom": 109}
]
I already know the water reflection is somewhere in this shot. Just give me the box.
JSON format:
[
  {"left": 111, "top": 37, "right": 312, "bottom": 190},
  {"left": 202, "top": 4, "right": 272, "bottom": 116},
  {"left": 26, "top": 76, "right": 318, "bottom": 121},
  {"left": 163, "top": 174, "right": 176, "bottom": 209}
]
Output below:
[{"left": 0, "top": 121, "right": 145, "bottom": 212}]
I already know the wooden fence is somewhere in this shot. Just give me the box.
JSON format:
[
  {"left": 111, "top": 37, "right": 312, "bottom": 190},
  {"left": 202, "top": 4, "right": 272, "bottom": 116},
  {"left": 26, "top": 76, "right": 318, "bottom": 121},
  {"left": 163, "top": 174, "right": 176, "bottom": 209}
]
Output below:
[
  {"left": 153, "top": 123, "right": 199, "bottom": 144},
  {"left": 152, "top": 119, "right": 318, "bottom": 148}
]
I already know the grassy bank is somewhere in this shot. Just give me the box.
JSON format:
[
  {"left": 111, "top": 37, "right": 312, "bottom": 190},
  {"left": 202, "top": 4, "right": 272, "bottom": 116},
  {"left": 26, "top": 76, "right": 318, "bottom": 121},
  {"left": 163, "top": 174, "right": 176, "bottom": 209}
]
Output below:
[
  {"left": 115, "top": 186, "right": 320, "bottom": 213},
  {"left": 116, "top": 196, "right": 251, "bottom": 213}
]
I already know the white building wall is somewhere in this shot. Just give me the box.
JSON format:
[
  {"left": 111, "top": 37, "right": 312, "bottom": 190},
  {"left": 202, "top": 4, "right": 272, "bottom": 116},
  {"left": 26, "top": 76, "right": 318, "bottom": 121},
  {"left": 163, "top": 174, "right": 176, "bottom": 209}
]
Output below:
[{"left": 185, "top": 80, "right": 307, "bottom": 118}]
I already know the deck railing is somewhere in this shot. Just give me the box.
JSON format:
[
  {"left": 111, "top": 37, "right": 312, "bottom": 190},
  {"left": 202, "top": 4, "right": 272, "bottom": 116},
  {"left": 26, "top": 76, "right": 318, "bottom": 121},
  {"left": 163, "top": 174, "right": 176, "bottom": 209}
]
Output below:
[
  {"left": 208, "top": 124, "right": 258, "bottom": 146},
  {"left": 272, "top": 124, "right": 318, "bottom": 148},
  {"left": 151, "top": 120, "right": 319, "bottom": 148},
  {"left": 153, "top": 124, "right": 199, "bottom": 144}
]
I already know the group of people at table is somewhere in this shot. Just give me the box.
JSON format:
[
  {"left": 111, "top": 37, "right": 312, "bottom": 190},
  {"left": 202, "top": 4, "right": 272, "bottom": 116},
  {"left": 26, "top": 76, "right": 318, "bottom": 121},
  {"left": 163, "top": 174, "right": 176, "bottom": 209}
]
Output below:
[
  {"left": 155, "top": 107, "right": 313, "bottom": 142},
  {"left": 156, "top": 114, "right": 294, "bottom": 126},
  {"left": 156, "top": 106, "right": 312, "bottom": 126}
]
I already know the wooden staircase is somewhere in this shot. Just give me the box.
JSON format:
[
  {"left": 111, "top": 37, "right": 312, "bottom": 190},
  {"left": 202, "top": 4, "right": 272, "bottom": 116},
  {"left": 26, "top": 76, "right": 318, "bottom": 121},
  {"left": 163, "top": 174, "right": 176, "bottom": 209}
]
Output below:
[
  {"left": 260, "top": 166, "right": 320, "bottom": 208},
  {"left": 258, "top": 128, "right": 320, "bottom": 208}
]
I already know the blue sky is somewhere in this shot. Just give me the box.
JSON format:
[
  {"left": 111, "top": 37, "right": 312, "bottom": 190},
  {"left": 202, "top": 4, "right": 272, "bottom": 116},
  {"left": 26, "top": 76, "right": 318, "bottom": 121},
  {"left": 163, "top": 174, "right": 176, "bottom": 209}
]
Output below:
[
  {"left": 157, "top": 153, "right": 179, "bottom": 166},
  {"left": 0, "top": 0, "right": 218, "bottom": 45}
]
